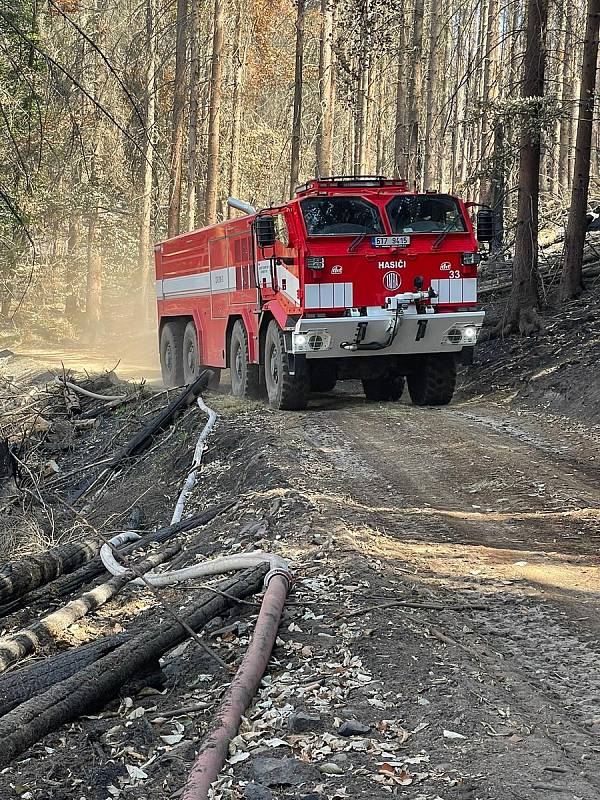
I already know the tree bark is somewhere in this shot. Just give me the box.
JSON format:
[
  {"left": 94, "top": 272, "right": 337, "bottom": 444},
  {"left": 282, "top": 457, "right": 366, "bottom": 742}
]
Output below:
[
  {"left": 186, "top": 0, "right": 201, "bottom": 230},
  {"left": 0, "top": 544, "right": 180, "bottom": 673},
  {"left": 0, "top": 565, "right": 268, "bottom": 767},
  {"left": 290, "top": 0, "right": 305, "bottom": 195},
  {"left": 0, "top": 633, "right": 129, "bottom": 718},
  {"left": 406, "top": 0, "right": 425, "bottom": 187},
  {"left": 204, "top": 0, "right": 225, "bottom": 225},
  {"left": 423, "top": 6, "right": 441, "bottom": 189},
  {"left": 228, "top": 2, "right": 245, "bottom": 214},
  {"left": 560, "top": 0, "right": 600, "bottom": 298},
  {"left": 393, "top": 10, "right": 408, "bottom": 179},
  {"left": 138, "top": 0, "right": 156, "bottom": 308},
  {"left": 0, "top": 504, "right": 231, "bottom": 619},
  {"left": 316, "top": 0, "right": 334, "bottom": 176},
  {"left": 506, "top": 0, "right": 548, "bottom": 334},
  {"left": 167, "top": 0, "right": 188, "bottom": 237}
]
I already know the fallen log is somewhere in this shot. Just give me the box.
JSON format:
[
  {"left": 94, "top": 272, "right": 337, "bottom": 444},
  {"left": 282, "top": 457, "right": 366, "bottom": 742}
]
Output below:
[
  {"left": 0, "top": 539, "right": 100, "bottom": 606},
  {"left": 0, "top": 633, "right": 129, "bottom": 717},
  {"left": 0, "top": 564, "right": 267, "bottom": 766},
  {"left": 0, "top": 542, "right": 181, "bottom": 673},
  {"left": 0, "top": 501, "right": 232, "bottom": 619},
  {"left": 69, "top": 371, "right": 211, "bottom": 502}
]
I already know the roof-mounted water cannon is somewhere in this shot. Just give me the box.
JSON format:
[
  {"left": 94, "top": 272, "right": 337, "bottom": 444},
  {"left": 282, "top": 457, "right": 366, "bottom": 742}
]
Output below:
[{"left": 227, "top": 197, "right": 257, "bottom": 216}]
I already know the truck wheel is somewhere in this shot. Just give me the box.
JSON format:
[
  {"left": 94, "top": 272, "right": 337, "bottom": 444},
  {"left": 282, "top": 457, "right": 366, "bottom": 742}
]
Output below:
[
  {"left": 230, "top": 320, "right": 259, "bottom": 398},
  {"left": 182, "top": 321, "right": 221, "bottom": 389},
  {"left": 407, "top": 353, "right": 456, "bottom": 406},
  {"left": 264, "top": 320, "right": 308, "bottom": 410},
  {"left": 160, "top": 321, "right": 185, "bottom": 387}
]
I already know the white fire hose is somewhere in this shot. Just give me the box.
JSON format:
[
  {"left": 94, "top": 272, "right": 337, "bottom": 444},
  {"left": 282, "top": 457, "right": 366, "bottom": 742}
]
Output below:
[{"left": 100, "top": 394, "right": 289, "bottom": 588}]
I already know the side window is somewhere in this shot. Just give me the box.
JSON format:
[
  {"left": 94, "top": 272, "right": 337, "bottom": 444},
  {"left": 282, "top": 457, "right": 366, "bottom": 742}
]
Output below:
[{"left": 275, "top": 214, "right": 290, "bottom": 247}]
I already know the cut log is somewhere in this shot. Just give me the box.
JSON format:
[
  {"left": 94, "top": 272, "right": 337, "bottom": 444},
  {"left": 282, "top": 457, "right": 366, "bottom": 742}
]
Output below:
[
  {"left": 0, "top": 539, "right": 100, "bottom": 605},
  {"left": 69, "top": 371, "right": 212, "bottom": 502},
  {"left": 0, "top": 633, "right": 129, "bottom": 717},
  {"left": 0, "top": 502, "right": 232, "bottom": 619},
  {"left": 0, "top": 543, "right": 181, "bottom": 673},
  {"left": 0, "top": 564, "right": 267, "bottom": 766}
]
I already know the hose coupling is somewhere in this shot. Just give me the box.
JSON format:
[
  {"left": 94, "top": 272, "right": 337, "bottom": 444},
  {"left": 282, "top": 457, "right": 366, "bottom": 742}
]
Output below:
[{"left": 264, "top": 567, "right": 293, "bottom": 589}]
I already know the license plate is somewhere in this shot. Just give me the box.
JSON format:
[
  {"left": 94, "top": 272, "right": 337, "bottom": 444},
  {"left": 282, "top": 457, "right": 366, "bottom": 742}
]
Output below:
[{"left": 371, "top": 235, "right": 410, "bottom": 248}]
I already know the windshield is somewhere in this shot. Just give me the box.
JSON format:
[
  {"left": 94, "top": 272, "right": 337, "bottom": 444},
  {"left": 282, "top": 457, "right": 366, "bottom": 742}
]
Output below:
[
  {"left": 300, "top": 196, "right": 384, "bottom": 236},
  {"left": 386, "top": 195, "right": 467, "bottom": 234}
]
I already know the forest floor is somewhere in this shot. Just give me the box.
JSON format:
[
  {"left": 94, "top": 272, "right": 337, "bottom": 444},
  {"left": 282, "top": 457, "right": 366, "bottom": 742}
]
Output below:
[{"left": 0, "top": 297, "right": 599, "bottom": 800}]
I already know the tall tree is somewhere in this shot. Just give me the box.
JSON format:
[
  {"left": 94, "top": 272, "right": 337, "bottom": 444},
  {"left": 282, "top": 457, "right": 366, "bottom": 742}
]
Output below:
[
  {"left": 290, "top": 0, "right": 305, "bottom": 195},
  {"left": 185, "top": 0, "right": 201, "bottom": 230},
  {"left": 406, "top": 0, "right": 425, "bottom": 187},
  {"left": 560, "top": 0, "right": 600, "bottom": 298},
  {"left": 316, "top": 0, "right": 334, "bottom": 177},
  {"left": 204, "top": 0, "right": 225, "bottom": 225},
  {"left": 167, "top": 0, "right": 187, "bottom": 237},
  {"left": 138, "top": 0, "right": 156, "bottom": 307},
  {"left": 505, "top": 0, "right": 548, "bottom": 334},
  {"left": 228, "top": 2, "right": 246, "bottom": 213}
]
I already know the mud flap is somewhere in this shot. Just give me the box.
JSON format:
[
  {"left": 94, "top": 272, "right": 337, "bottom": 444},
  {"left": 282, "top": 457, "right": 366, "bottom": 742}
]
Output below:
[{"left": 286, "top": 353, "right": 307, "bottom": 377}]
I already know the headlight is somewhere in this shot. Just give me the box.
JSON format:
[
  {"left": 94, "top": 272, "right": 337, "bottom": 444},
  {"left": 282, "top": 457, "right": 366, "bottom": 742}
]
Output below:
[
  {"left": 293, "top": 330, "right": 331, "bottom": 352},
  {"left": 461, "top": 252, "right": 481, "bottom": 266},
  {"left": 442, "top": 324, "right": 480, "bottom": 345}
]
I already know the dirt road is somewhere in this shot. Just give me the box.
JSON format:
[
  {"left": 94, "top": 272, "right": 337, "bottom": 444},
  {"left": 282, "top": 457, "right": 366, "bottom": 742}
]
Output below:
[{"left": 1, "top": 361, "right": 599, "bottom": 799}]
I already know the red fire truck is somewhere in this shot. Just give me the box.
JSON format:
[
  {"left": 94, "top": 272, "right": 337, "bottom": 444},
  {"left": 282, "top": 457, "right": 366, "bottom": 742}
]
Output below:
[{"left": 155, "top": 176, "right": 492, "bottom": 410}]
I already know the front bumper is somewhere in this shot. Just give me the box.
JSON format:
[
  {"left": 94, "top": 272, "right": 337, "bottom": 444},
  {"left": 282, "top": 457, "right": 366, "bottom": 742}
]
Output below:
[{"left": 292, "top": 310, "right": 485, "bottom": 358}]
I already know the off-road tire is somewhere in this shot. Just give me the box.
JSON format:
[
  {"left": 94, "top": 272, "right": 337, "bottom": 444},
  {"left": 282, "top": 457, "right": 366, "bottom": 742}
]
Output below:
[
  {"left": 407, "top": 353, "right": 456, "bottom": 406},
  {"left": 230, "top": 320, "right": 259, "bottom": 398},
  {"left": 264, "top": 320, "right": 309, "bottom": 410},
  {"left": 160, "top": 321, "right": 185, "bottom": 387},
  {"left": 182, "top": 321, "right": 221, "bottom": 389}
]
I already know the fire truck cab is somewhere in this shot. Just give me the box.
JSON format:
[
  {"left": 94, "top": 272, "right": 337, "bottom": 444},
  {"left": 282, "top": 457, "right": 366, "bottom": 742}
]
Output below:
[{"left": 155, "top": 176, "right": 491, "bottom": 410}]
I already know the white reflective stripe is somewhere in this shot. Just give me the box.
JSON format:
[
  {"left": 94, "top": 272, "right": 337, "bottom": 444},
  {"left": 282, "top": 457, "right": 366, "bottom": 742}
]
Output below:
[
  {"left": 430, "top": 278, "right": 477, "bottom": 305},
  {"left": 304, "top": 282, "right": 353, "bottom": 309},
  {"left": 157, "top": 267, "right": 238, "bottom": 300},
  {"left": 449, "top": 278, "right": 462, "bottom": 303},
  {"left": 276, "top": 264, "right": 300, "bottom": 305},
  {"left": 160, "top": 272, "right": 210, "bottom": 299},
  {"left": 463, "top": 278, "right": 477, "bottom": 302}
]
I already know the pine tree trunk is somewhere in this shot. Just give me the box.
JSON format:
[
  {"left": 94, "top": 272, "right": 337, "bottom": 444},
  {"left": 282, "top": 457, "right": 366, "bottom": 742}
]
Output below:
[
  {"left": 393, "top": 11, "right": 408, "bottom": 178},
  {"left": 138, "top": 0, "right": 156, "bottom": 309},
  {"left": 479, "top": 0, "right": 499, "bottom": 204},
  {"left": 406, "top": 0, "right": 425, "bottom": 187},
  {"left": 423, "top": 7, "right": 441, "bottom": 189},
  {"left": 559, "top": 10, "right": 574, "bottom": 194},
  {"left": 506, "top": 0, "right": 548, "bottom": 333},
  {"left": 290, "top": 0, "right": 305, "bottom": 195},
  {"left": 185, "top": 0, "right": 201, "bottom": 230},
  {"left": 560, "top": 0, "right": 600, "bottom": 298},
  {"left": 167, "top": 0, "right": 188, "bottom": 237},
  {"left": 316, "top": 0, "right": 334, "bottom": 176},
  {"left": 228, "top": 4, "right": 245, "bottom": 216},
  {"left": 204, "top": 0, "right": 225, "bottom": 224}
]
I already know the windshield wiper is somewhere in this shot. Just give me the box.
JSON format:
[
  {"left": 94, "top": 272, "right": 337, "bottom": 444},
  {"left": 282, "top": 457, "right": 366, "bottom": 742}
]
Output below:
[
  {"left": 432, "top": 214, "right": 461, "bottom": 251},
  {"left": 349, "top": 227, "right": 369, "bottom": 253}
]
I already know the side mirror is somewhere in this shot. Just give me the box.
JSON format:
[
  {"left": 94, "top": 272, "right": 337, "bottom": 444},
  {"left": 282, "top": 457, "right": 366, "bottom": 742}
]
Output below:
[
  {"left": 476, "top": 209, "right": 497, "bottom": 242},
  {"left": 255, "top": 216, "right": 276, "bottom": 248}
]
